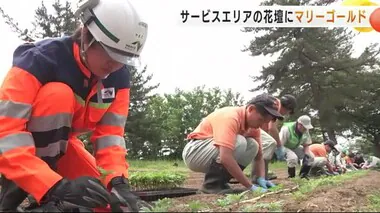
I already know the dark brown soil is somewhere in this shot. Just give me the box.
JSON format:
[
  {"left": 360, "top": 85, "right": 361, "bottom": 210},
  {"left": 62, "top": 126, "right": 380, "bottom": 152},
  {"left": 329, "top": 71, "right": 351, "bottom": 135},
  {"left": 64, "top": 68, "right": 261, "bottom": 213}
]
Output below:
[
  {"left": 168, "top": 169, "right": 380, "bottom": 212},
  {"left": 183, "top": 171, "right": 205, "bottom": 188},
  {"left": 282, "top": 170, "right": 380, "bottom": 212},
  {"left": 168, "top": 167, "right": 296, "bottom": 212}
]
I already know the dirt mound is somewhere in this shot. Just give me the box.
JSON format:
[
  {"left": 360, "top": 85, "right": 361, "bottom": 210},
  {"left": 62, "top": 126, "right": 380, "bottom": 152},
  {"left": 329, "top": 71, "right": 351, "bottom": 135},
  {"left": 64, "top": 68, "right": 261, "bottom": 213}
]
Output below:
[
  {"left": 283, "top": 170, "right": 380, "bottom": 212},
  {"left": 168, "top": 170, "right": 380, "bottom": 212},
  {"left": 169, "top": 170, "right": 299, "bottom": 212}
]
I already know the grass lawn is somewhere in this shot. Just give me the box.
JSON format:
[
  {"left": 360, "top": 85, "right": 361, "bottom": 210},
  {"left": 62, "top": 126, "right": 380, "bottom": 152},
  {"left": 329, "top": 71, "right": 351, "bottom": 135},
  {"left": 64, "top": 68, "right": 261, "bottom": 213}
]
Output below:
[
  {"left": 128, "top": 159, "right": 289, "bottom": 174},
  {"left": 128, "top": 159, "right": 188, "bottom": 173}
]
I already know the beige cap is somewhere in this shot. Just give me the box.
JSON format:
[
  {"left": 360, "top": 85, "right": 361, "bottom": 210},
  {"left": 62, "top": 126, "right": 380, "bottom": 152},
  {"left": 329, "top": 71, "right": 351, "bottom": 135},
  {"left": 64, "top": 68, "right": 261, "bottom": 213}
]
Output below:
[{"left": 297, "top": 115, "right": 313, "bottom": 129}]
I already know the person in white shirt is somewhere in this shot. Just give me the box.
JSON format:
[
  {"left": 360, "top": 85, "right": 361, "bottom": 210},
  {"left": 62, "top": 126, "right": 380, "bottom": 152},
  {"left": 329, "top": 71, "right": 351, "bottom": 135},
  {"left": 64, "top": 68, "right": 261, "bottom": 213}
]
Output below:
[{"left": 362, "top": 156, "right": 380, "bottom": 169}]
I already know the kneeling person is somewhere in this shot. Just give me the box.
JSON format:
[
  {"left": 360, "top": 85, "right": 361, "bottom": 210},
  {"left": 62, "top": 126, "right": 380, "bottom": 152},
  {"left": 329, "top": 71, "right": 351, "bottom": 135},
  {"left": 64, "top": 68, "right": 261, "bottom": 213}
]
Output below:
[
  {"left": 182, "top": 94, "right": 284, "bottom": 194},
  {"left": 328, "top": 145, "right": 347, "bottom": 174},
  {"left": 362, "top": 156, "right": 380, "bottom": 170},
  {"left": 309, "top": 140, "right": 339, "bottom": 176},
  {"left": 279, "top": 115, "right": 314, "bottom": 179},
  {"left": 251, "top": 94, "right": 297, "bottom": 182}
]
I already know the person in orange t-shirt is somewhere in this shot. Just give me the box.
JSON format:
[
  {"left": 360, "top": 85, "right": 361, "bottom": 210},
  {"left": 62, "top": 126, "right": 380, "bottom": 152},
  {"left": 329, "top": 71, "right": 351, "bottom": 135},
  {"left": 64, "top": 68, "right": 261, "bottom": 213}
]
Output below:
[
  {"left": 251, "top": 94, "right": 297, "bottom": 182},
  {"left": 182, "top": 94, "right": 284, "bottom": 194},
  {"left": 308, "top": 140, "right": 339, "bottom": 176}
]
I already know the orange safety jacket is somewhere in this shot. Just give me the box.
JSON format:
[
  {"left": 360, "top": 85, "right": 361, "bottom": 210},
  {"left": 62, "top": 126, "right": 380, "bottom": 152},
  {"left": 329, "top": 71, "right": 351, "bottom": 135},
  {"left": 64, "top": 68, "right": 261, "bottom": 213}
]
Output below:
[{"left": 0, "top": 36, "right": 130, "bottom": 201}]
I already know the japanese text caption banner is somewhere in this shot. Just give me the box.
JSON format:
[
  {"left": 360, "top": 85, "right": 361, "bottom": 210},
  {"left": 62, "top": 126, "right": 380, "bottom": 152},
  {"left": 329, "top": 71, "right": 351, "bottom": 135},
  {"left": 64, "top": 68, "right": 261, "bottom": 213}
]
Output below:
[{"left": 180, "top": 5, "right": 379, "bottom": 27}]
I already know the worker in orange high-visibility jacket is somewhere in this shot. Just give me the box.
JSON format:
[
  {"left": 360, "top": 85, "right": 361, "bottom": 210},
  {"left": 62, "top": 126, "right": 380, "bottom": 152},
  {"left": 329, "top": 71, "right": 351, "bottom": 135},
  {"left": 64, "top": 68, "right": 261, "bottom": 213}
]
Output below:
[{"left": 0, "top": 0, "right": 148, "bottom": 212}]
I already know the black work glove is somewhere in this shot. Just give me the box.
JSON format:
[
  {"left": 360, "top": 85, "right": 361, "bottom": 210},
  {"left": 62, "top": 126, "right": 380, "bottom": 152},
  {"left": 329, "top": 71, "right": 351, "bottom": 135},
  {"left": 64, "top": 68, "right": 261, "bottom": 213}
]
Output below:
[
  {"left": 42, "top": 176, "right": 111, "bottom": 209},
  {"left": 109, "top": 176, "right": 152, "bottom": 212}
]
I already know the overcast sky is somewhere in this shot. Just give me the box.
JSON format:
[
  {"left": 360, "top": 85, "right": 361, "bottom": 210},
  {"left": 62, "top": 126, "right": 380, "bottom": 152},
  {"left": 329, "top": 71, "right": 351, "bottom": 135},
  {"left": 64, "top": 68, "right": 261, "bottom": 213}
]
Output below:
[{"left": 1, "top": 0, "right": 379, "bottom": 100}]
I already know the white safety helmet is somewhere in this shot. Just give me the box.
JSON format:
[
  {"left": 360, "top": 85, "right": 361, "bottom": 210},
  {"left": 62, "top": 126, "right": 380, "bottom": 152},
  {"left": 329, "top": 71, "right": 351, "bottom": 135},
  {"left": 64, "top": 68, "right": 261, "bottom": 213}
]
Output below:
[{"left": 74, "top": 0, "right": 148, "bottom": 67}]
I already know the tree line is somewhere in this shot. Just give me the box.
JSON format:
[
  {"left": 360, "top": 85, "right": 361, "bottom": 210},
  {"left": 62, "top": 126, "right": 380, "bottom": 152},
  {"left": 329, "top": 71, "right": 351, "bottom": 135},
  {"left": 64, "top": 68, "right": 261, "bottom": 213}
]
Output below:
[{"left": 1, "top": 0, "right": 379, "bottom": 159}]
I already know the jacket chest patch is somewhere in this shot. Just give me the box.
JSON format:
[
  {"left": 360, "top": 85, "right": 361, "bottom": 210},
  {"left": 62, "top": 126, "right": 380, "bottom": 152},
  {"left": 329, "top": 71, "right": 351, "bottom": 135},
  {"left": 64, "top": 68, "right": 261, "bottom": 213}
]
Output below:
[{"left": 101, "top": 87, "right": 115, "bottom": 99}]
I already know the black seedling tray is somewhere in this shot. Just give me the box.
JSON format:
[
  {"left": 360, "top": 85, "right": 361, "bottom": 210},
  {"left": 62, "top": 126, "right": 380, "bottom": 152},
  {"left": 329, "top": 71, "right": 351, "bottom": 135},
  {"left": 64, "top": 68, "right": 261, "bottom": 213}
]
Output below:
[{"left": 132, "top": 187, "right": 199, "bottom": 202}]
